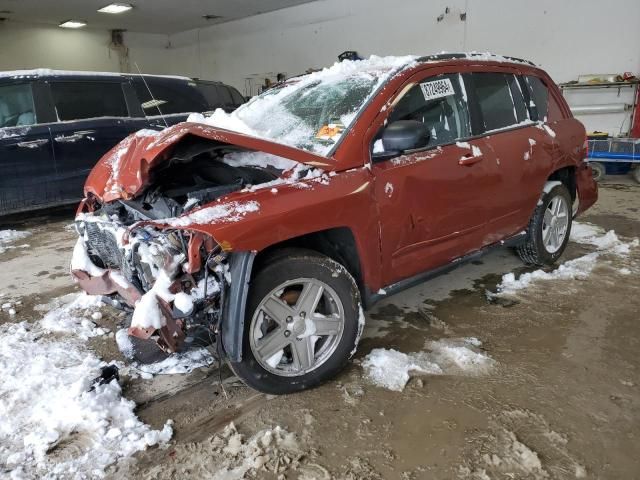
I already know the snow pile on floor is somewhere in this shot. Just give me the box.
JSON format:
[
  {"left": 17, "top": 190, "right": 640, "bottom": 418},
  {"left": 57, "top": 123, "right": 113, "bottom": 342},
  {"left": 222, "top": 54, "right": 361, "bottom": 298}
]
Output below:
[
  {"left": 497, "top": 252, "right": 599, "bottom": 296},
  {"left": 143, "top": 422, "right": 306, "bottom": 480},
  {"left": 569, "top": 221, "right": 637, "bottom": 255},
  {"left": 0, "top": 295, "right": 173, "bottom": 478},
  {"left": 0, "top": 228, "right": 31, "bottom": 254},
  {"left": 362, "top": 337, "right": 494, "bottom": 391},
  {"left": 37, "top": 292, "right": 107, "bottom": 339},
  {"left": 497, "top": 222, "right": 638, "bottom": 296}
]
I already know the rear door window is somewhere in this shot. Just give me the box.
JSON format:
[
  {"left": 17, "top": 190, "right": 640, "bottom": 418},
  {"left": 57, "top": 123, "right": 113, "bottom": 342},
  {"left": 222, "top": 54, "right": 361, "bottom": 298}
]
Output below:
[
  {"left": 50, "top": 81, "right": 129, "bottom": 121},
  {"left": 0, "top": 83, "right": 37, "bottom": 128},
  {"left": 472, "top": 72, "right": 526, "bottom": 132},
  {"left": 133, "top": 78, "right": 207, "bottom": 115},
  {"left": 387, "top": 73, "right": 471, "bottom": 148}
]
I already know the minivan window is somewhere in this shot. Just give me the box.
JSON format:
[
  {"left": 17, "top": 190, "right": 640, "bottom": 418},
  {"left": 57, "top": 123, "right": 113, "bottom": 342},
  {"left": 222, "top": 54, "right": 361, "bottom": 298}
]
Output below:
[
  {"left": 197, "top": 83, "right": 221, "bottom": 107},
  {"left": 51, "top": 81, "right": 129, "bottom": 121},
  {"left": 217, "top": 85, "right": 233, "bottom": 105},
  {"left": 198, "top": 83, "right": 245, "bottom": 110},
  {"left": 472, "top": 73, "right": 524, "bottom": 132},
  {"left": 0, "top": 83, "right": 36, "bottom": 128},
  {"left": 133, "top": 79, "right": 206, "bottom": 116},
  {"left": 388, "top": 73, "right": 471, "bottom": 148},
  {"left": 229, "top": 87, "right": 245, "bottom": 105},
  {"left": 525, "top": 75, "right": 549, "bottom": 122}
]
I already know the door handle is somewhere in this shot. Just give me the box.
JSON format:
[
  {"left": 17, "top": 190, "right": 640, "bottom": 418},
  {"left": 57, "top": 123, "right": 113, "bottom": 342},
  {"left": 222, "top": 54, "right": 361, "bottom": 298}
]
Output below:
[
  {"left": 17, "top": 139, "right": 49, "bottom": 148},
  {"left": 459, "top": 154, "right": 483, "bottom": 166},
  {"left": 55, "top": 133, "right": 85, "bottom": 143}
]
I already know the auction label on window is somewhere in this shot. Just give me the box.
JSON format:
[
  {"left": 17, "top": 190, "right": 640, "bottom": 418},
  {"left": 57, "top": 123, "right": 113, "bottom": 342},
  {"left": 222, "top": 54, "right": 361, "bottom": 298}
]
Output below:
[{"left": 420, "top": 78, "right": 455, "bottom": 101}]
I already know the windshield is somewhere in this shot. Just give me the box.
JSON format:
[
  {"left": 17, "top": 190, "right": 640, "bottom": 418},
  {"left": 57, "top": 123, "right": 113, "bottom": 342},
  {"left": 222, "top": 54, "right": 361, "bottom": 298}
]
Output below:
[{"left": 188, "top": 55, "right": 416, "bottom": 156}]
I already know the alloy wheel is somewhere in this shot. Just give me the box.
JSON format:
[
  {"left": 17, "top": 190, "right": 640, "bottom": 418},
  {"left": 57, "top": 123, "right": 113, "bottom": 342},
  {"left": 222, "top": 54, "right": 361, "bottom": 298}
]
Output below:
[
  {"left": 542, "top": 195, "right": 569, "bottom": 253},
  {"left": 249, "top": 278, "right": 345, "bottom": 376}
]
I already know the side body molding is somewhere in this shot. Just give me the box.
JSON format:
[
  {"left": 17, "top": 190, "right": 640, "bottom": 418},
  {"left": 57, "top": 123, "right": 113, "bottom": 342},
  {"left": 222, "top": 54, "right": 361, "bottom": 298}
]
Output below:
[{"left": 222, "top": 251, "right": 256, "bottom": 362}]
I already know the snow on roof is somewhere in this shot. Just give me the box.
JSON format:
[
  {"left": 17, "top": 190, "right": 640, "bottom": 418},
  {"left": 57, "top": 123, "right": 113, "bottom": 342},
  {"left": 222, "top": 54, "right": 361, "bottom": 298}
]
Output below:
[
  {"left": 418, "top": 51, "right": 537, "bottom": 66},
  {"left": 0, "top": 68, "right": 193, "bottom": 81}
]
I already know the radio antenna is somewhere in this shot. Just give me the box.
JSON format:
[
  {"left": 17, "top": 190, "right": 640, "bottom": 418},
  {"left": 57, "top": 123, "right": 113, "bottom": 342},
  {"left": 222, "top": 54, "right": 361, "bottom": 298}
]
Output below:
[{"left": 134, "top": 61, "right": 168, "bottom": 128}]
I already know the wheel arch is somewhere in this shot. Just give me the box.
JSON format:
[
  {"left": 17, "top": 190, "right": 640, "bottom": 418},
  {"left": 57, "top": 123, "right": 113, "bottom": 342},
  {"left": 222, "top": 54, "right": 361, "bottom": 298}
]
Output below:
[
  {"left": 253, "top": 226, "right": 365, "bottom": 297},
  {"left": 548, "top": 165, "right": 577, "bottom": 201},
  {"left": 222, "top": 227, "right": 367, "bottom": 363}
]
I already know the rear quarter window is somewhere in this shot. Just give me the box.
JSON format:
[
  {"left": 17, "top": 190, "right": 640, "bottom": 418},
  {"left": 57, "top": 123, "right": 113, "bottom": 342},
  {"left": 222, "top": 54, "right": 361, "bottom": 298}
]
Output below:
[
  {"left": 50, "top": 81, "right": 129, "bottom": 121},
  {"left": 524, "top": 75, "right": 565, "bottom": 122}
]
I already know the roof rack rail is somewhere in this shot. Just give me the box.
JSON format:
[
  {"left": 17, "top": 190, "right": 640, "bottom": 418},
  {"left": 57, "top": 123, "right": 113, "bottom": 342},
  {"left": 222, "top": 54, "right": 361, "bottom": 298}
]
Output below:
[{"left": 416, "top": 52, "right": 536, "bottom": 67}]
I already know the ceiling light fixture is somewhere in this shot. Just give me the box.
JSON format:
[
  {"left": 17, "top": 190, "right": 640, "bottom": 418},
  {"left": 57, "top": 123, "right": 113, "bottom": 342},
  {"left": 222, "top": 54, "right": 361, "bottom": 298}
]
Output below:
[
  {"left": 98, "top": 3, "right": 133, "bottom": 14},
  {"left": 59, "top": 20, "right": 87, "bottom": 28}
]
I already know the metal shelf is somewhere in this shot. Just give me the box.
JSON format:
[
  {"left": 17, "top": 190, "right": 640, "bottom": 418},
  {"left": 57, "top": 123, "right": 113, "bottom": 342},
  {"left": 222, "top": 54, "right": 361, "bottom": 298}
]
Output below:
[{"left": 560, "top": 81, "right": 639, "bottom": 90}]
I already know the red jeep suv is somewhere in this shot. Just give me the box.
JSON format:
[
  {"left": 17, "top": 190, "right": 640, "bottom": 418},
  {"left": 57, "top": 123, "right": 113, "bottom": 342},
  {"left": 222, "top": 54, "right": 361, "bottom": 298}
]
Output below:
[{"left": 71, "top": 53, "right": 597, "bottom": 394}]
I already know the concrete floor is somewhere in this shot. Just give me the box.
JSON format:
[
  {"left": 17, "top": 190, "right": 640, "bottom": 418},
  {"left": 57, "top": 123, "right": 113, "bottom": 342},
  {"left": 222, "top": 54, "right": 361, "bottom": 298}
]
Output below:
[{"left": 1, "top": 179, "right": 638, "bottom": 479}]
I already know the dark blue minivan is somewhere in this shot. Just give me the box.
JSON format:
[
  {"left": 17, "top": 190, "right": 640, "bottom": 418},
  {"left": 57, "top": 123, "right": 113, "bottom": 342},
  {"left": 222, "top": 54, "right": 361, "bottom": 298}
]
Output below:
[{"left": 0, "top": 70, "right": 244, "bottom": 216}]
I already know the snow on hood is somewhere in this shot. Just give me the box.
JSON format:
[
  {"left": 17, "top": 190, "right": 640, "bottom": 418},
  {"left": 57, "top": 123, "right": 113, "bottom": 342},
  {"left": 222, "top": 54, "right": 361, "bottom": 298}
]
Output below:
[{"left": 85, "top": 122, "right": 333, "bottom": 203}]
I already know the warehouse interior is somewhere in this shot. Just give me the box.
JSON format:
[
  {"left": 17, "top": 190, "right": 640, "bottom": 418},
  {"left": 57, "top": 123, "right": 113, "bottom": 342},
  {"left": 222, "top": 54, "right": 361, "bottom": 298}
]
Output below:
[{"left": 0, "top": 1, "right": 639, "bottom": 478}]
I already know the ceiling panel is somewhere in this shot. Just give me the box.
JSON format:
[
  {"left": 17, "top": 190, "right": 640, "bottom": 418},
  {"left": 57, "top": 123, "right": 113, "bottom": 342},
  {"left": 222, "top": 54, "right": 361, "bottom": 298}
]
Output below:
[{"left": 0, "top": 0, "right": 318, "bottom": 34}]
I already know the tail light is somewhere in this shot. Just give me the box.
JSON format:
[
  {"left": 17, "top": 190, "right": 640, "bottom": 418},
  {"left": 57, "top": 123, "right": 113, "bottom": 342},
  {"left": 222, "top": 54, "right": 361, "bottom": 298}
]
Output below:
[{"left": 583, "top": 136, "right": 589, "bottom": 159}]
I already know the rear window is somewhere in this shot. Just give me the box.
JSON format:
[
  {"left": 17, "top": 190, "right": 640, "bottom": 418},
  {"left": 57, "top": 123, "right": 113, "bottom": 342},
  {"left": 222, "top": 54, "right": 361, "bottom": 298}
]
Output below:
[
  {"left": 133, "top": 78, "right": 207, "bottom": 116},
  {"left": 472, "top": 73, "right": 526, "bottom": 131},
  {"left": 0, "top": 83, "right": 36, "bottom": 128},
  {"left": 51, "top": 81, "right": 128, "bottom": 121}
]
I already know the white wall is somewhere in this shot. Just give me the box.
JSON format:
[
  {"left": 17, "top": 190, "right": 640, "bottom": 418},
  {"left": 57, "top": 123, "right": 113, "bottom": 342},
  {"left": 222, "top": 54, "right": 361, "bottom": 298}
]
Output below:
[
  {"left": 2, "top": 2, "right": 639, "bottom": 136},
  {"left": 0, "top": 22, "right": 171, "bottom": 74},
  {"left": 162, "top": 0, "right": 640, "bottom": 95}
]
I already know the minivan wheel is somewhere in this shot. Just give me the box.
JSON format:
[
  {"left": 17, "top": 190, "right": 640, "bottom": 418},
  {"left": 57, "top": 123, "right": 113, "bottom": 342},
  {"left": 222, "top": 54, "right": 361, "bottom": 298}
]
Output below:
[
  {"left": 228, "top": 249, "right": 362, "bottom": 394},
  {"left": 516, "top": 184, "right": 572, "bottom": 266},
  {"left": 590, "top": 162, "right": 605, "bottom": 182}
]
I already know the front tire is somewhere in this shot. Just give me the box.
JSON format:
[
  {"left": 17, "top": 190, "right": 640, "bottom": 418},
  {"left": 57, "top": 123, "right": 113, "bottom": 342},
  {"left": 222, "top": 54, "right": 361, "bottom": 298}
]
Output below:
[
  {"left": 228, "top": 249, "right": 362, "bottom": 394},
  {"left": 516, "top": 184, "right": 572, "bottom": 266}
]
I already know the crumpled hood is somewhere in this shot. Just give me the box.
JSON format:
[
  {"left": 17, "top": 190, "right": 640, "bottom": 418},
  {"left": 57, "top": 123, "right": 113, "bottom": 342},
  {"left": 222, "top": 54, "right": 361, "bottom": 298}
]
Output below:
[{"left": 84, "top": 122, "right": 334, "bottom": 202}]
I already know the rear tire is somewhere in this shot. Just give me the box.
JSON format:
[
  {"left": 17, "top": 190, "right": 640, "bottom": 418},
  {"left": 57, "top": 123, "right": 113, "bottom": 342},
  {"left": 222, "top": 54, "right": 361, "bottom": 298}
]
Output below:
[
  {"left": 632, "top": 166, "right": 640, "bottom": 184},
  {"left": 516, "top": 184, "right": 572, "bottom": 266},
  {"left": 590, "top": 162, "right": 606, "bottom": 182},
  {"left": 228, "top": 249, "right": 362, "bottom": 394}
]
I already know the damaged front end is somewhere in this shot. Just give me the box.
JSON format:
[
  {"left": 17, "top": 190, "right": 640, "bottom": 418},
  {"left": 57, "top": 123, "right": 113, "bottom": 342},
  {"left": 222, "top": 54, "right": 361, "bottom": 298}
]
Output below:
[
  {"left": 70, "top": 124, "right": 332, "bottom": 363},
  {"left": 72, "top": 208, "right": 230, "bottom": 356}
]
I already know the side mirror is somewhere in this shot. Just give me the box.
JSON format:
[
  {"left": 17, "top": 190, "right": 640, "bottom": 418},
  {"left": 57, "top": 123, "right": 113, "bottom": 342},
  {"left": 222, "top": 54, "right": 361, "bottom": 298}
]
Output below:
[{"left": 379, "top": 120, "right": 430, "bottom": 154}]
